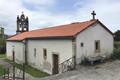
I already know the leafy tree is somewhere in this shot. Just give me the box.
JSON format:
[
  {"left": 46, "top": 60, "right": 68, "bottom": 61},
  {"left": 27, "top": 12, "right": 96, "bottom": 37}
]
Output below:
[{"left": 114, "top": 30, "right": 120, "bottom": 41}]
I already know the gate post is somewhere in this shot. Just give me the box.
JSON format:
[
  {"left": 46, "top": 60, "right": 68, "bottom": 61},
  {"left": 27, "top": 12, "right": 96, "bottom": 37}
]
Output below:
[{"left": 74, "top": 56, "right": 76, "bottom": 69}]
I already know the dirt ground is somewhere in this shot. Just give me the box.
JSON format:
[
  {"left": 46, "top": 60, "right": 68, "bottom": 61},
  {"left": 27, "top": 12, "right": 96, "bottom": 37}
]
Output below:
[
  {"left": 39, "top": 60, "right": 120, "bottom": 80},
  {"left": 1, "top": 59, "right": 120, "bottom": 80}
]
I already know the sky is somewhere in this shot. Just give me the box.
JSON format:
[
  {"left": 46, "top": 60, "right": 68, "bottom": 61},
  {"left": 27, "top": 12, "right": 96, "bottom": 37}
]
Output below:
[{"left": 0, "top": 0, "right": 120, "bottom": 35}]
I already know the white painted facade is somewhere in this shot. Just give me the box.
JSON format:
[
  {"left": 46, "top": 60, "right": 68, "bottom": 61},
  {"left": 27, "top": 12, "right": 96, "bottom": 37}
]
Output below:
[
  {"left": 27, "top": 39, "right": 73, "bottom": 74},
  {"left": 7, "top": 40, "right": 74, "bottom": 74},
  {"left": 6, "top": 41, "right": 25, "bottom": 63},
  {"left": 6, "top": 22, "right": 113, "bottom": 74},
  {"left": 76, "top": 23, "right": 113, "bottom": 64}
]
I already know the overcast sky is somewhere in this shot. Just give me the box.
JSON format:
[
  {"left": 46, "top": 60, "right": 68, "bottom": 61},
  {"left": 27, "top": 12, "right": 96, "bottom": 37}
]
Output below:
[{"left": 0, "top": 0, "right": 120, "bottom": 35}]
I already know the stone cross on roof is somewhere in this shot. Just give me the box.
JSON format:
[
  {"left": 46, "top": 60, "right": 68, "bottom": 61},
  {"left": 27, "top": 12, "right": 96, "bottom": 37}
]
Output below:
[{"left": 91, "top": 11, "right": 96, "bottom": 20}]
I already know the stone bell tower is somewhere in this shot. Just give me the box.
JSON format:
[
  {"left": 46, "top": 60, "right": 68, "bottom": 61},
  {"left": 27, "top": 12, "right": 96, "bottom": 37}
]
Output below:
[{"left": 16, "top": 12, "right": 29, "bottom": 34}]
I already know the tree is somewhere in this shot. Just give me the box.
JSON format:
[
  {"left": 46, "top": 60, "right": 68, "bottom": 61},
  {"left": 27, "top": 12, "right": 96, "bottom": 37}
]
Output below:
[{"left": 114, "top": 30, "right": 120, "bottom": 41}]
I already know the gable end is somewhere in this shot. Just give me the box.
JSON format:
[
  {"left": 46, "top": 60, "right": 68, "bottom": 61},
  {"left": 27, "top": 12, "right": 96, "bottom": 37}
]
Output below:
[{"left": 75, "top": 20, "right": 113, "bottom": 37}]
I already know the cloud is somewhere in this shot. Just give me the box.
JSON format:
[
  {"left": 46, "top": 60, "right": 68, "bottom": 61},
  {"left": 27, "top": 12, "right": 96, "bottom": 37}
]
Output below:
[
  {"left": 23, "top": 0, "right": 55, "bottom": 5},
  {"left": 0, "top": 0, "right": 60, "bottom": 35},
  {"left": 0, "top": 0, "right": 23, "bottom": 34},
  {"left": 73, "top": 0, "right": 120, "bottom": 32},
  {"left": 0, "top": 0, "right": 120, "bottom": 35},
  {"left": 22, "top": 0, "right": 56, "bottom": 11}
]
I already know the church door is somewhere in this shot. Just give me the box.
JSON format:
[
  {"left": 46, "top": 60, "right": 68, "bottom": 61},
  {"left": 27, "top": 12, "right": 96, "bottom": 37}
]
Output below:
[{"left": 52, "top": 54, "right": 59, "bottom": 74}]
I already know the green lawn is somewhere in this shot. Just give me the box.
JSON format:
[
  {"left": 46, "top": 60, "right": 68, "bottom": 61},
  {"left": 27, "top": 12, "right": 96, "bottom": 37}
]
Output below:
[
  {"left": 0, "top": 54, "right": 6, "bottom": 58},
  {"left": 4, "top": 59, "right": 49, "bottom": 77},
  {"left": 0, "top": 53, "right": 6, "bottom": 76},
  {"left": 0, "top": 66, "right": 4, "bottom": 76},
  {"left": 25, "top": 65, "right": 49, "bottom": 77},
  {"left": 114, "top": 41, "right": 120, "bottom": 49}
]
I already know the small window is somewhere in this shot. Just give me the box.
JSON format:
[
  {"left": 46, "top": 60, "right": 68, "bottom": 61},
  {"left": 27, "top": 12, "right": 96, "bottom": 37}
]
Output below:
[
  {"left": 81, "top": 43, "right": 84, "bottom": 47},
  {"left": 43, "top": 48, "right": 47, "bottom": 60},
  {"left": 34, "top": 48, "right": 36, "bottom": 58},
  {"left": 95, "top": 40, "right": 100, "bottom": 52}
]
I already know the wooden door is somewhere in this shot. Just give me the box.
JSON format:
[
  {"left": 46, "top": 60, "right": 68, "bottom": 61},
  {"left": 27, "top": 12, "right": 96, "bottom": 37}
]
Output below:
[{"left": 52, "top": 54, "right": 59, "bottom": 74}]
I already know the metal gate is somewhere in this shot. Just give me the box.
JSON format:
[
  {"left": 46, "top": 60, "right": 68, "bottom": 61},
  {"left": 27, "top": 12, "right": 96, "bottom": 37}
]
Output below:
[{"left": 2, "top": 63, "right": 25, "bottom": 80}]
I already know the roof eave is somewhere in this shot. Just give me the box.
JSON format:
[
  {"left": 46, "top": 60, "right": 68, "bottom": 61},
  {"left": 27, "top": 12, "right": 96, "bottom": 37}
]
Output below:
[
  {"left": 7, "top": 40, "right": 23, "bottom": 42},
  {"left": 7, "top": 36, "right": 74, "bottom": 41},
  {"left": 27, "top": 36, "right": 74, "bottom": 40}
]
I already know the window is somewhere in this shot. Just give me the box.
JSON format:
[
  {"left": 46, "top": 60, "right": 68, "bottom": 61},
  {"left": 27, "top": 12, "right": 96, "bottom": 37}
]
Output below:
[
  {"left": 34, "top": 48, "right": 36, "bottom": 58},
  {"left": 43, "top": 48, "right": 47, "bottom": 60},
  {"left": 81, "top": 42, "right": 84, "bottom": 47},
  {"left": 95, "top": 40, "right": 100, "bottom": 52}
]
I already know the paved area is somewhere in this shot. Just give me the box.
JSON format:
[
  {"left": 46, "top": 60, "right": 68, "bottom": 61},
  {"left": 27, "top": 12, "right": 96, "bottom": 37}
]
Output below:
[
  {"left": 39, "top": 60, "right": 120, "bottom": 80},
  {"left": 0, "top": 59, "right": 12, "bottom": 69},
  {"left": 1, "top": 59, "right": 120, "bottom": 80}
]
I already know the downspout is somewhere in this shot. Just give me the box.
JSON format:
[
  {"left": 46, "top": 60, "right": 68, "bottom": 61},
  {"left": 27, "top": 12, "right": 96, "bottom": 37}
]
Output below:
[
  {"left": 22, "top": 39, "right": 27, "bottom": 64},
  {"left": 72, "top": 37, "right": 76, "bottom": 69}
]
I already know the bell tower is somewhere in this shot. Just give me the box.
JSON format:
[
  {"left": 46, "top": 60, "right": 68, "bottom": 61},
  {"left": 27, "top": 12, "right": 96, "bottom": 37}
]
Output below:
[{"left": 16, "top": 12, "right": 29, "bottom": 34}]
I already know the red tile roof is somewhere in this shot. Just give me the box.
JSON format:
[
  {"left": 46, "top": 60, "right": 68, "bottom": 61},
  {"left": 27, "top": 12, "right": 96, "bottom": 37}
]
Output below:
[{"left": 7, "top": 19, "right": 112, "bottom": 41}]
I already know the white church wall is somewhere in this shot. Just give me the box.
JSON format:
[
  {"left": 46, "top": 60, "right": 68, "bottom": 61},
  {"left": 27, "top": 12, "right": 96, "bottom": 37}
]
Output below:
[
  {"left": 6, "top": 41, "right": 24, "bottom": 63},
  {"left": 76, "top": 23, "right": 113, "bottom": 64},
  {"left": 27, "top": 39, "right": 73, "bottom": 74}
]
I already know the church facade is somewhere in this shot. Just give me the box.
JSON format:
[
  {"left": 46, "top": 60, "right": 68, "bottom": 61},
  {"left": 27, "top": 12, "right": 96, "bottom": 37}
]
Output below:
[{"left": 6, "top": 12, "right": 113, "bottom": 74}]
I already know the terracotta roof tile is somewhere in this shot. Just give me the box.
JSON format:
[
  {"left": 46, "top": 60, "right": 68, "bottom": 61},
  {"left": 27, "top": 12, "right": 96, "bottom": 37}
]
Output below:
[{"left": 7, "top": 20, "right": 97, "bottom": 41}]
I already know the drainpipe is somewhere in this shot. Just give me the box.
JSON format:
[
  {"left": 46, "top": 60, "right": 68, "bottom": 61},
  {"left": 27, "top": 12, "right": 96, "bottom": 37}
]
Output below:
[
  {"left": 22, "top": 40, "right": 26, "bottom": 80},
  {"left": 22, "top": 40, "right": 27, "bottom": 64},
  {"left": 72, "top": 38, "right": 76, "bottom": 69},
  {"left": 12, "top": 46, "right": 15, "bottom": 80}
]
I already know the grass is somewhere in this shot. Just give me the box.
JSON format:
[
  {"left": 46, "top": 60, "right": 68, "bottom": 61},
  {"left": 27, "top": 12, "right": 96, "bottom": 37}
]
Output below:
[
  {"left": 111, "top": 41, "right": 120, "bottom": 60},
  {"left": 0, "top": 53, "right": 6, "bottom": 58},
  {"left": 0, "top": 66, "right": 5, "bottom": 76},
  {"left": 0, "top": 53, "right": 6, "bottom": 76},
  {"left": 25, "top": 65, "right": 49, "bottom": 77},
  {"left": 4, "top": 59, "right": 49, "bottom": 77},
  {"left": 114, "top": 41, "right": 120, "bottom": 49}
]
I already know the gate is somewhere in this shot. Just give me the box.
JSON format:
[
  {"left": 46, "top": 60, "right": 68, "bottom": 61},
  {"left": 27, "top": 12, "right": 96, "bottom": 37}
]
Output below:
[{"left": 1, "top": 63, "right": 25, "bottom": 80}]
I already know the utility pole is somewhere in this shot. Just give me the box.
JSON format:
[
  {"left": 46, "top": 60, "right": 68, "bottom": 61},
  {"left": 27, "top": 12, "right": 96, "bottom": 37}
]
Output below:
[{"left": 22, "top": 40, "right": 26, "bottom": 80}]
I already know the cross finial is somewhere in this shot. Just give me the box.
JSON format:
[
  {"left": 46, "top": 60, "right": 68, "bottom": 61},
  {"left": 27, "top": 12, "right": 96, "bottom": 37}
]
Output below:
[{"left": 91, "top": 10, "right": 96, "bottom": 20}]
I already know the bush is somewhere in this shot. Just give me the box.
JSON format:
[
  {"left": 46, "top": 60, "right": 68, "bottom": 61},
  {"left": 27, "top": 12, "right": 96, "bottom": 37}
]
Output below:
[
  {"left": 111, "top": 49, "right": 120, "bottom": 60},
  {"left": 114, "top": 41, "right": 120, "bottom": 49},
  {"left": 0, "top": 39, "right": 6, "bottom": 53},
  {"left": 111, "top": 41, "right": 120, "bottom": 60},
  {"left": 81, "top": 57, "right": 90, "bottom": 65}
]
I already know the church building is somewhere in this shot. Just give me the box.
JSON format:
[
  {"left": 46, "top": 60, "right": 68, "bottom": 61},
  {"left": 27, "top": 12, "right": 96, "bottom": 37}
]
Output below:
[{"left": 6, "top": 11, "right": 113, "bottom": 74}]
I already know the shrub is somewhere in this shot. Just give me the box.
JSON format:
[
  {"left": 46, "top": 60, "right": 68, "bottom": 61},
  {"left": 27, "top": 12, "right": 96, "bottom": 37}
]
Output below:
[
  {"left": 81, "top": 57, "right": 89, "bottom": 65},
  {"left": 114, "top": 41, "right": 120, "bottom": 49},
  {"left": 111, "top": 49, "right": 120, "bottom": 60}
]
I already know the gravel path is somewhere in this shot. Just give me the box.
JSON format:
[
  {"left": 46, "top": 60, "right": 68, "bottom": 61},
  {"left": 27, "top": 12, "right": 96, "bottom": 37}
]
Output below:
[
  {"left": 38, "top": 60, "right": 120, "bottom": 80},
  {"left": 1, "top": 59, "right": 120, "bottom": 80}
]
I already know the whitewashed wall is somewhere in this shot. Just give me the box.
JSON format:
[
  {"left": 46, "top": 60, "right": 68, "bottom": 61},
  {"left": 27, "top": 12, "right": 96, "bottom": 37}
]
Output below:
[
  {"left": 76, "top": 23, "right": 113, "bottom": 64},
  {"left": 27, "top": 39, "right": 73, "bottom": 74},
  {"left": 6, "top": 41, "right": 24, "bottom": 63},
  {"left": 6, "top": 22, "right": 113, "bottom": 74}
]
